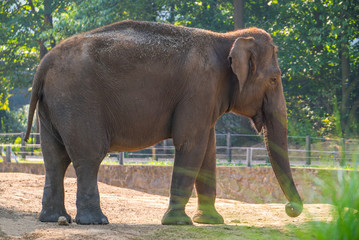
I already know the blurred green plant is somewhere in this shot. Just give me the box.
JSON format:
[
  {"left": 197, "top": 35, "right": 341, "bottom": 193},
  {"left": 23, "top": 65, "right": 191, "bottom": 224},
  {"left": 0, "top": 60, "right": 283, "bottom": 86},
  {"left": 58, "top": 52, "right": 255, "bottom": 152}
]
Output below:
[
  {"left": 12, "top": 136, "right": 36, "bottom": 152},
  {"left": 294, "top": 161, "right": 359, "bottom": 239},
  {"left": 0, "top": 106, "right": 28, "bottom": 145}
]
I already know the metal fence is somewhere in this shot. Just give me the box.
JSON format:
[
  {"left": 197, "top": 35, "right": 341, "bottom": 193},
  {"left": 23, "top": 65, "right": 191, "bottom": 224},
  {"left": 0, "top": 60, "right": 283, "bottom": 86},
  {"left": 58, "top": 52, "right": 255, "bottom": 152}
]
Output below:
[{"left": 0, "top": 132, "right": 358, "bottom": 167}]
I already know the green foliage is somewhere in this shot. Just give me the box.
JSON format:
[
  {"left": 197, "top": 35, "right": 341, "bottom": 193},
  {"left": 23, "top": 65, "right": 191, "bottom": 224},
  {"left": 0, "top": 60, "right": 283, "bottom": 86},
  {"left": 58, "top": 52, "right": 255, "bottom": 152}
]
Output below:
[
  {"left": 0, "top": 0, "right": 71, "bottom": 114},
  {"left": 269, "top": 0, "right": 359, "bottom": 138},
  {"left": 0, "top": 104, "right": 28, "bottom": 135},
  {"left": 0, "top": 109, "right": 25, "bottom": 133},
  {"left": 12, "top": 136, "right": 36, "bottom": 153},
  {"left": 1, "top": 0, "right": 358, "bottom": 139},
  {"left": 293, "top": 168, "right": 359, "bottom": 239},
  {"left": 168, "top": 0, "right": 234, "bottom": 32}
]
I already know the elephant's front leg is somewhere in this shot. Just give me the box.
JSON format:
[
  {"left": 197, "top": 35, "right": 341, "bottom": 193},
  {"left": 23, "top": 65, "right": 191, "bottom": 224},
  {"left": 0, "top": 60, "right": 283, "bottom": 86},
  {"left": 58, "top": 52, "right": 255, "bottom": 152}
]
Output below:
[
  {"left": 161, "top": 130, "right": 211, "bottom": 225},
  {"left": 193, "top": 128, "right": 224, "bottom": 224}
]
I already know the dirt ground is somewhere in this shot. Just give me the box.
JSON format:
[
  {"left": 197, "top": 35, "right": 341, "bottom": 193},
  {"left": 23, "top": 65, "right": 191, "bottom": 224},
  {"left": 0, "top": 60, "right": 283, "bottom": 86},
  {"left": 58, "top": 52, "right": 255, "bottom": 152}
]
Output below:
[{"left": 0, "top": 173, "right": 332, "bottom": 240}]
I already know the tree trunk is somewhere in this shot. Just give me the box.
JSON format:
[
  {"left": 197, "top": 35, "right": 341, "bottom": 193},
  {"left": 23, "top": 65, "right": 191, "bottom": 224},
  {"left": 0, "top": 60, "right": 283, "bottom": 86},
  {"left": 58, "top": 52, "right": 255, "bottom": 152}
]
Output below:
[
  {"left": 168, "top": 3, "right": 175, "bottom": 23},
  {"left": 340, "top": 41, "right": 350, "bottom": 137},
  {"left": 39, "top": 41, "right": 48, "bottom": 59},
  {"left": 150, "top": 1, "right": 157, "bottom": 21},
  {"left": 233, "top": 0, "right": 245, "bottom": 29},
  {"left": 35, "top": 0, "right": 56, "bottom": 144}
]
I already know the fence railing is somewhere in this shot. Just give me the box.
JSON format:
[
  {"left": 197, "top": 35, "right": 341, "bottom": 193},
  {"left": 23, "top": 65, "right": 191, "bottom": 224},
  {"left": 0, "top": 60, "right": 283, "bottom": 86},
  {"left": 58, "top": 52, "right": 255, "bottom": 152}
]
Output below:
[{"left": 1, "top": 132, "right": 358, "bottom": 167}]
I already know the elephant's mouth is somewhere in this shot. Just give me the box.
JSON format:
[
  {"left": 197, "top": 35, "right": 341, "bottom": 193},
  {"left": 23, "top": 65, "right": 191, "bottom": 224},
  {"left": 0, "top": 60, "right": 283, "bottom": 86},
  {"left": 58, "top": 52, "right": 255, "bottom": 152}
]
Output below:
[{"left": 250, "top": 108, "right": 264, "bottom": 133}]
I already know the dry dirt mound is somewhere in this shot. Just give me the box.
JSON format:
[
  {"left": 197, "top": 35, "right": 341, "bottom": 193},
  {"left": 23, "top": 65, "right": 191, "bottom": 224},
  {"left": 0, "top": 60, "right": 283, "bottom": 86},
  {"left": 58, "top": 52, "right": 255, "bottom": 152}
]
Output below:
[{"left": 0, "top": 173, "right": 332, "bottom": 239}]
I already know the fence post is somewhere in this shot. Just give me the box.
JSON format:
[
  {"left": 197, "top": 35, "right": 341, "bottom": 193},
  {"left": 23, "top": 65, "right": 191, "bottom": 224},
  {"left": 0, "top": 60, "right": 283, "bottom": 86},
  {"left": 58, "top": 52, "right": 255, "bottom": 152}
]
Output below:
[
  {"left": 11, "top": 148, "right": 18, "bottom": 163},
  {"left": 21, "top": 132, "right": 26, "bottom": 159},
  {"left": 117, "top": 152, "right": 124, "bottom": 165},
  {"left": 30, "top": 137, "right": 34, "bottom": 156},
  {"left": 152, "top": 146, "right": 157, "bottom": 161},
  {"left": 265, "top": 156, "right": 270, "bottom": 165},
  {"left": 226, "top": 132, "right": 232, "bottom": 163},
  {"left": 246, "top": 148, "right": 252, "bottom": 167},
  {"left": 306, "top": 136, "right": 311, "bottom": 165},
  {"left": 340, "top": 138, "right": 346, "bottom": 167},
  {"left": 6, "top": 146, "right": 11, "bottom": 162},
  {"left": 163, "top": 139, "right": 167, "bottom": 156}
]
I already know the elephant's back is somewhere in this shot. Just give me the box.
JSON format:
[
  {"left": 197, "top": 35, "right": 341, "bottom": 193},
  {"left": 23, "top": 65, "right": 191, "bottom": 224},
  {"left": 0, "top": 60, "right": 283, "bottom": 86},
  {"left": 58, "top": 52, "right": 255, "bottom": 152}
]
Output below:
[
  {"left": 86, "top": 20, "right": 217, "bottom": 44},
  {"left": 81, "top": 20, "right": 223, "bottom": 63}
]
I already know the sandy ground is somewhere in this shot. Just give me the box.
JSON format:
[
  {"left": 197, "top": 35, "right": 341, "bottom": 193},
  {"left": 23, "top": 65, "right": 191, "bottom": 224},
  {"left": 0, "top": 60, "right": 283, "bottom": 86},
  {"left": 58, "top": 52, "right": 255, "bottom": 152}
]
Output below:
[{"left": 0, "top": 172, "right": 332, "bottom": 240}]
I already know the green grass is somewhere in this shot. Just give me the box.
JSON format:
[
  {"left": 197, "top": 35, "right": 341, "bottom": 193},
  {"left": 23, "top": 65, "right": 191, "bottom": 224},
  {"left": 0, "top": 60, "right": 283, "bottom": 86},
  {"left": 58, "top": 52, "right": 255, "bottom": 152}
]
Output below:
[
  {"left": 290, "top": 165, "right": 359, "bottom": 239},
  {"left": 290, "top": 165, "right": 356, "bottom": 170},
  {"left": 3, "top": 157, "right": 358, "bottom": 171}
]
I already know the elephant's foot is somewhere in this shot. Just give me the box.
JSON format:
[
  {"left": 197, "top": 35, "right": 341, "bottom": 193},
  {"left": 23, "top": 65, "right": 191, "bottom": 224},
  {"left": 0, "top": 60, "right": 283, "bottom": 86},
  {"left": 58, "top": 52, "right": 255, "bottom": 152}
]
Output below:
[
  {"left": 39, "top": 206, "right": 72, "bottom": 223},
  {"left": 193, "top": 208, "right": 224, "bottom": 224},
  {"left": 161, "top": 209, "right": 193, "bottom": 225},
  {"left": 75, "top": 208, "right": 109, "bottom": 225}
]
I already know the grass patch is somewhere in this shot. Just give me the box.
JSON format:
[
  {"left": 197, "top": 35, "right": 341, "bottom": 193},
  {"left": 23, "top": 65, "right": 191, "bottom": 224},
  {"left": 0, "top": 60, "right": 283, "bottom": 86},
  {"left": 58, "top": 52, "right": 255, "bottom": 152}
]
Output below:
[
  {"left": 290, "top": 165, "right": 356, "bottom": 170},
  {"left": 287, "top": 165, "right": 359, "bottom": 239}
]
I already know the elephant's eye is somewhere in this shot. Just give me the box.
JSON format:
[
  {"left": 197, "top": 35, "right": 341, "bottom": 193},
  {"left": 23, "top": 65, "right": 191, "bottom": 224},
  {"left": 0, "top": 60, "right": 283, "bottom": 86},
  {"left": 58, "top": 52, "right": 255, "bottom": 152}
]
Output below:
[{"left": 270, "top": 78, "right": 277, "bottom": 85}]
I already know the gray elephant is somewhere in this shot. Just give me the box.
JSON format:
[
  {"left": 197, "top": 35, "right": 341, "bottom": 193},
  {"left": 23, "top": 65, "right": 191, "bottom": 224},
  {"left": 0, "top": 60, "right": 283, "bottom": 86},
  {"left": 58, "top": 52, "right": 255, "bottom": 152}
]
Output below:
[{"left": 25, "top": 20, "right": 303, "bottom": 225}]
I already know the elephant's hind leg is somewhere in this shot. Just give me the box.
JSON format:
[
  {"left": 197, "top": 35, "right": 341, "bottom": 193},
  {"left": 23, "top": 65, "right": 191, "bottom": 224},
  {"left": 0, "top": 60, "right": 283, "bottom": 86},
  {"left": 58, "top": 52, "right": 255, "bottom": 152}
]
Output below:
[
  {"left": 72, "top": 162, "right": 109, "bottom": 225},
  {"left": 63, "top": 124, "right": 109, "bottom": 225},
  {"left": 39, "top": 122, "right": 72, "bottom": 223}
]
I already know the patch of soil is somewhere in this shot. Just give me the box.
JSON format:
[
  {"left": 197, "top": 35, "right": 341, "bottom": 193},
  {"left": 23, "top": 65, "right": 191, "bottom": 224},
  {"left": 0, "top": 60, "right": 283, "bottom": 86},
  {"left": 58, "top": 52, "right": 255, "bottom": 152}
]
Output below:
[{"left": 0, "top": 173, "right": 332, "bottom": 239}]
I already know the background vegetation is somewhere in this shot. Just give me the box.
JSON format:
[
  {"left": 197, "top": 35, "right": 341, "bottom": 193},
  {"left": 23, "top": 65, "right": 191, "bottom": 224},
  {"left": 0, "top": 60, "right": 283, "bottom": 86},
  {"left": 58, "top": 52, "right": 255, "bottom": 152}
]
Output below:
[{"left": 1, "top": 0, "right": 358, "bottom": 139}]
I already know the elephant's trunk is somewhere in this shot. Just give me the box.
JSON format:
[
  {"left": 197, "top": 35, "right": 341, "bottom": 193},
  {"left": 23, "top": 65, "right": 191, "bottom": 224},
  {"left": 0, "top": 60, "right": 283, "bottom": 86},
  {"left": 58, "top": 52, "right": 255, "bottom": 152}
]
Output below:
[{"left": 263, "top": 91, "right": 303, "bottom": 217}]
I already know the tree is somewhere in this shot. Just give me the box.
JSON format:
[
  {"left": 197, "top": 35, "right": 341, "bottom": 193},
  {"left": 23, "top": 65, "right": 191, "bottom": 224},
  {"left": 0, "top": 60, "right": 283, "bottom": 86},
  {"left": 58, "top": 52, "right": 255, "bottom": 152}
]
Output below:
[
  {"left": 0, "top": 1, "right": 69, "bottom": 135},
  {"left": 269, "top": 0, "right": 359, "bottom": 137},
  {"left": 233, "top": 0, "right": 245, "bottom": 29},
  {"left": 167, "top": 0, "right": 234, "bottom": 32},
  {"left": 0, "top": 0, "right": 71, "bottom": 124},
  {"left": 2, "top": 0, "right": 358, "bottom": 139},
  {"left": 1, "top": 0, "right": 70, "bottom": 88}
]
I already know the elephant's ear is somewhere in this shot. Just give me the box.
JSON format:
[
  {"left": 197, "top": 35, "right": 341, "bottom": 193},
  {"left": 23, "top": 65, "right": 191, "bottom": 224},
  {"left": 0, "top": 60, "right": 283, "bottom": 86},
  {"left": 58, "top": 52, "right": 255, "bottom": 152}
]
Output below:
[{"left": 228, "top": 37, "right": 256, "bottom": 93}]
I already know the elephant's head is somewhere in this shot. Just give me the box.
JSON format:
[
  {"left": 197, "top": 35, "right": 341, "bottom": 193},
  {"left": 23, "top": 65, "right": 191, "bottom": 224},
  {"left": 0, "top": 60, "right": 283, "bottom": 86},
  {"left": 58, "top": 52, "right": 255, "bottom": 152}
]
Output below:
[{"left": 228, "top": 31, "right": 303, "bottom": 217}]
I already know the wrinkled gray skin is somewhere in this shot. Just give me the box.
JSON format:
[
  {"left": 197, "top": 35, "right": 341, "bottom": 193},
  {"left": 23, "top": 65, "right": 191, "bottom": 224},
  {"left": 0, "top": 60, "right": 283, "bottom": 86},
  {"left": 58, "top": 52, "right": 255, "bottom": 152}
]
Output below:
[{"left": 25, "top": 20, "right": 303, "bottom": 225}]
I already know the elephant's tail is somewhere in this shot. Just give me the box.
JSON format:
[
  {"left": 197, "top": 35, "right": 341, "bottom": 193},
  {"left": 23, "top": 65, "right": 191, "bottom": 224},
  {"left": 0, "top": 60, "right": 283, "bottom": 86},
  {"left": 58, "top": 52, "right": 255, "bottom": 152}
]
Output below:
[{"left": 24, "top": 54, "right": 53, "bottom": 142}]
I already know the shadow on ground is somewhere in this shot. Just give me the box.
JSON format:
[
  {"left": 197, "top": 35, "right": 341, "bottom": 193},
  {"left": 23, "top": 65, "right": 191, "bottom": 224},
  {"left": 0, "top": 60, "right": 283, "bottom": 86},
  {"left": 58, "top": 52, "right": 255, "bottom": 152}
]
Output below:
[
  {"left": 0, "top": 173, "right": 333, "bottom": 239},
  {"left": 0, "top": 204, "right": 317, "bottom": 240}
]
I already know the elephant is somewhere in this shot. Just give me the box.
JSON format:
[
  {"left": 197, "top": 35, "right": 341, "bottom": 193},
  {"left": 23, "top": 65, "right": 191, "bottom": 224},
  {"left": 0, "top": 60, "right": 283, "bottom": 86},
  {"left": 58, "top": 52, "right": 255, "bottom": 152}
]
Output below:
[{"left": 25, "top": 20, "right": 303, "bottom": 225}]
